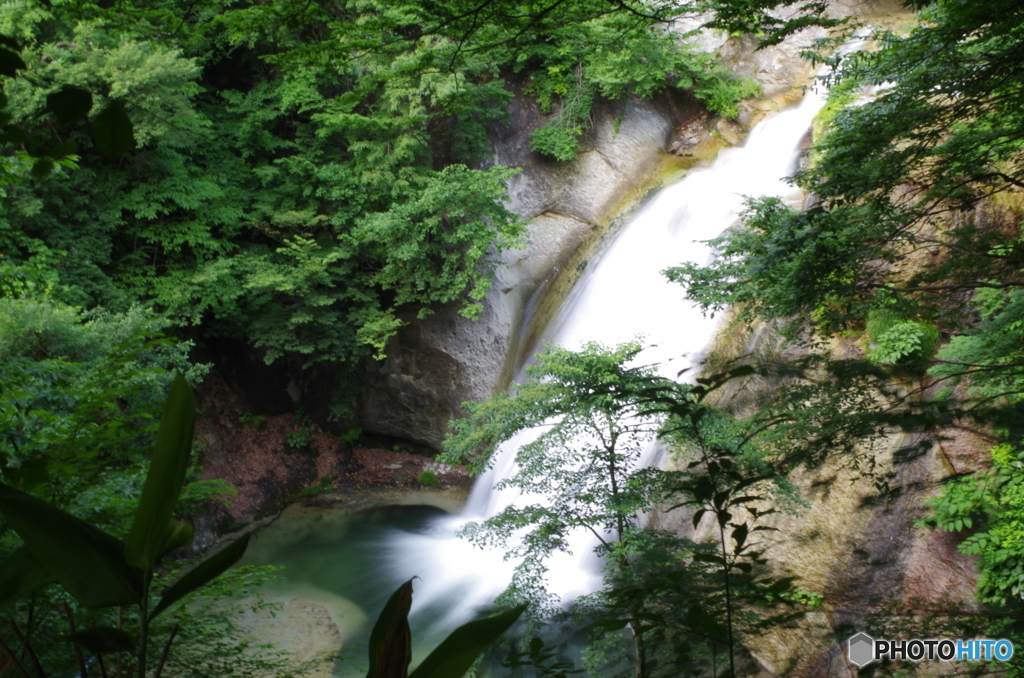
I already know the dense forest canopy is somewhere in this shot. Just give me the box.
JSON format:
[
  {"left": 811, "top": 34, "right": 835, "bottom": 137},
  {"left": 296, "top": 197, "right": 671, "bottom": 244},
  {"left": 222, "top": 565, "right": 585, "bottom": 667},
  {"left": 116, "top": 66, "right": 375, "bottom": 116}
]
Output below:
[
  {"left": 0, "top": 0, "right": 810, "bottom": 372},
  {"left": 0, "top": 0, "right": 830, "bottom": 675},
  {"left": 4, "top": 0, "right": 1024, "bottom": 675}
]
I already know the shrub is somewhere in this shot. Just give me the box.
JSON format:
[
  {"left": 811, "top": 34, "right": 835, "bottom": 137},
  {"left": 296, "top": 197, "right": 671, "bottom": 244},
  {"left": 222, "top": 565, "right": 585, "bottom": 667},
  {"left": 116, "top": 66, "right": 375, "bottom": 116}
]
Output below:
[{"left": 286, "top": 428, "right": 314, "bottom": 450}]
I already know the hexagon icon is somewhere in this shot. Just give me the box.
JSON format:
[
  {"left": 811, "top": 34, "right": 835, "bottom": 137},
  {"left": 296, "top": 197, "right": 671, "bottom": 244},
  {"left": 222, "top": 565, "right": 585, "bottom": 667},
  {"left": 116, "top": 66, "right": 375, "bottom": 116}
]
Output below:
[{"left": 848, "top": 632, "right": 875, "bottom": 668}]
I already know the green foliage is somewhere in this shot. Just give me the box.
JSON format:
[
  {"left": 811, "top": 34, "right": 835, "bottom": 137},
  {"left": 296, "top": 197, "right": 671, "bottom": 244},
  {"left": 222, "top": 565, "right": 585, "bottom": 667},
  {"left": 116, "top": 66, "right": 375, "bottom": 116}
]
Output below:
[
  {"left": 779, "top": 587, "right": 824, "bottom": 609},
  {"left": 864, "top": 308, "right": 939, "bottom": 368},
  {"left": 0, "top": 291, "right": 218, "bottom": 533},
  {"left": 502, "top": 636, "right": 583, "bottom": 677},
  {"left": 417, "top": 469, "right": 439, "bottom": 486},
  {"left": 0, "top": 0, "right": 796, "bottom": 371},
  {"left": 665, "top": 196, "right": 868, "bottom": 334},
  {"left": 932, "top": 286, "right": 1024, "bottom": 406},
  {"left": 286, "top": 428, "right": 315, "bottom": 450},
  {"left": 365, "top": 578, "right": 525, "bottom": 678},
  {"left": 520, "top": 14, "right": 759, "bottom": 160},
  {"left": 0, "top": 30, "right": 134, "bottom": 185},
  {"left": 441, "top": 341, "right": 668, "bottom": 671},
  {"left": 0, "top": 1, "right": 529, "bottom": 368},
  {"left": 922, "top": 444, "right": 1024, "bottom": 604},
  {"left": 443, "top": 343, "right": 811, "bottom": 677},
  {"left": 0, "top": 374, "right": 252, "bottom": 678},
  {"left": 239, "top": 412, "right": 266, "bottom": 429},
  {"left": 296, "top": 475, "right": 337, "bottom": 498}
]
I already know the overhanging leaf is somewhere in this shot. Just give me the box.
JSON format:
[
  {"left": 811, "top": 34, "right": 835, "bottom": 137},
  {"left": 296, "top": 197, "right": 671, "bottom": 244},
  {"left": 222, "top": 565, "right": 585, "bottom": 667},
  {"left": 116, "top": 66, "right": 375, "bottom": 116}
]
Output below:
[
  {"left": 366, "top": 579, "right": 414, "bottom": 678},
  {"left": 409, "top": 605, "right": 525, "bottom": 678},
  {"left": 0, "top": 483, "right": 142, "bottom": 607},
  {"left": 91, "top": 100, "right": 134, "bottom": 159},
  {"left": 0, "top": 547, "right": 51, "bottom": 614},
  {"left": 125, "top": 373, "right": 194, "bottom": 571},
  {"left": 158, "top": 518, "right": 194, "bottom": 558},
  {"left": 149, "top": 533, "right": 250, "bottom": 621},
  {"left": 70, "top": 627, "right": 136, "bottom": 654},
  {"left": 46, "top": 86, "right": 93, "bottom": 124}
]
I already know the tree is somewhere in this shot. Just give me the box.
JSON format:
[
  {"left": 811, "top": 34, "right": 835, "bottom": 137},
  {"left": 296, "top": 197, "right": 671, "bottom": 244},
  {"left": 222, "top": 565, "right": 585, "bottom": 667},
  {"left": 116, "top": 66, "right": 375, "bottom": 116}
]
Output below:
[
  {"left": 0, "top": 271, "right": 220, "bottom": 531},
  {"left": 664, "top": 0, "right": 1024, "bottom": 662},
  {"left": 441, "top": 341, "right": 666, "bottom": 677},
  {"left": 441, "top": 342, "right": 809, "bottom": 678},
  {"left": 0, "top": 0, "right": 820, "bottom": 378}
]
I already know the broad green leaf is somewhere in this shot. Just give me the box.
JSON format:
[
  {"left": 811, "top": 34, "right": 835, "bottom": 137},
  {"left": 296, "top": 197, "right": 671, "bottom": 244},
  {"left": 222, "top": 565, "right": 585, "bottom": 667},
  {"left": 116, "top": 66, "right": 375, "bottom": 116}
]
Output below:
[
  {"left": 366, "top": 579, "right": 414, "bottom": 678},
  {"left": 91, "top": 100, "right": 134, "bottom": 159},
  {"left": 0, "top": 547, "right": 51, "bottom": 614},
  {"left": 46, "top": 86, "right": 93, "bottom": 124},
  {"left": 125, "top": 373, "right": 194, "bottom": 571},
  {"left": 0, "top": 48, "right": 25, "bottom": 77},
  {"left": 0, "top": 483, "right": 142, "bottom": 607},
  {"left": 409, "top": 605, "right": 525, "bottom": 678},
  {"left": 149, "top": 533, "right": 250, "bottom": 621},
  {"left": 158, "top": 518, "right": 194, "bottom": 558},
  {"left": 70, "top": 627, "right": 136, "bottom": 654}
]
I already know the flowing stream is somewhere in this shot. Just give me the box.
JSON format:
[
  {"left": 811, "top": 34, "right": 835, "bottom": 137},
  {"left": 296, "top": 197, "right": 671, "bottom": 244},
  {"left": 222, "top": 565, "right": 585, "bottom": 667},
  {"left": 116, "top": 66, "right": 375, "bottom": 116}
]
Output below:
[
  {"left": 385, "top": 84, "right": 830, "bottom": 628},
  {"left": 246, "top": 84, "right": 830, "bottom": 674}
]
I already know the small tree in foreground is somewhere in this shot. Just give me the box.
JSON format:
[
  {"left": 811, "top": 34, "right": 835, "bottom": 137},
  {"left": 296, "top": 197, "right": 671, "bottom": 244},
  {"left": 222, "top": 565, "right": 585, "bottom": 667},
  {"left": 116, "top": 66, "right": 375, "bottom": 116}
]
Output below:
[
  {"left": 441, "top": 342, "right": 808, "bottom": 678},
  {"left": 442, "top": 341, "right": 668, "bottom": 677}
]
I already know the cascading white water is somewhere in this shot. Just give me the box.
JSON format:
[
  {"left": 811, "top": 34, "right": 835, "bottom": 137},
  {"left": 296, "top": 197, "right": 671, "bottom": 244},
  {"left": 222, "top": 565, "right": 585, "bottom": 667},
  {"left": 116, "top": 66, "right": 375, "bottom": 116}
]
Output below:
[{"left": 382, "top": 84, "right": 831, "bottom": 637}]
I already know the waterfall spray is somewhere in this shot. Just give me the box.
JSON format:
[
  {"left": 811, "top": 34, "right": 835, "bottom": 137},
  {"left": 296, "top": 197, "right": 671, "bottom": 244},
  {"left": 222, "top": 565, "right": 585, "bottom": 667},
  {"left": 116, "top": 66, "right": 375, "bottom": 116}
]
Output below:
[{"left": 382, "top": 85, "right": 832, "bottom": 636}]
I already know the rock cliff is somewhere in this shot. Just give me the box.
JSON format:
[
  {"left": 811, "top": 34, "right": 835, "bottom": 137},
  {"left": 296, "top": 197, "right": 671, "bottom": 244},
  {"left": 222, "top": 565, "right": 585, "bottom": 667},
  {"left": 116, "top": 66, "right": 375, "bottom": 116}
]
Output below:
[{"left": 357, "top": 0, "right": 906, "bottom": 450}]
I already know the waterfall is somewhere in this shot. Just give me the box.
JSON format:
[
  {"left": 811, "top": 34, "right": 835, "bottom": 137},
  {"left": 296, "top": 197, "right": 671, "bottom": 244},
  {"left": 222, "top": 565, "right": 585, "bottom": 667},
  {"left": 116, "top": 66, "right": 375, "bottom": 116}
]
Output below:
[{"left": 381, "top": 86, "right": 830, "bottom": 638}]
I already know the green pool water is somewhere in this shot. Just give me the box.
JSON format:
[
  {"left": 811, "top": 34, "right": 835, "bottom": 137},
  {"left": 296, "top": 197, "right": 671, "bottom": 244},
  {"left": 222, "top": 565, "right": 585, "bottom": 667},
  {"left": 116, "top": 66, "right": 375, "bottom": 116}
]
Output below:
[{"left": 240, "top": 503, "right": 499, "bottom": 675}]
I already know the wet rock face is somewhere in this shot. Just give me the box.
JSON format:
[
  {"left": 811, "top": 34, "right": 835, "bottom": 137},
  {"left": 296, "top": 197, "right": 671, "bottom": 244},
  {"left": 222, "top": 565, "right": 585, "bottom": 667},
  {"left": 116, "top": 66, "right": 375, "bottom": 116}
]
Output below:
[
  {"left": 359, "top": 93, "right": 682, "bottom": 450},
  {"left": 356, "top": 0, "right": 911, "bottom": 451},
  {"left": 646, "top": 315, "right": 983, "bottom": 678},
  {"left": 498, "top": 92, "right": 680, "bottom": 223}
]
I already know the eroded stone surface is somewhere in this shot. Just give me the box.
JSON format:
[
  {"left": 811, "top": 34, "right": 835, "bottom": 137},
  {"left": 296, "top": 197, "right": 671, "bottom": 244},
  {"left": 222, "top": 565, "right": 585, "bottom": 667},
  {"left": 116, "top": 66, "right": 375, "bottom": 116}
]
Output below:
[
  {"left": 355, "top": 0, "right": 915, "bottom": 453},
  {"left": 658, "top": 308, "right": 982, "bottom": 678},
  {"left": 234, "top": 590, "right": 364, "bottom": 678},
  {"left": 359, "top": 96, "right": 678, "bottom": 449}
]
